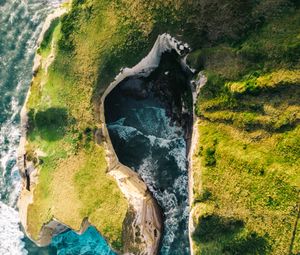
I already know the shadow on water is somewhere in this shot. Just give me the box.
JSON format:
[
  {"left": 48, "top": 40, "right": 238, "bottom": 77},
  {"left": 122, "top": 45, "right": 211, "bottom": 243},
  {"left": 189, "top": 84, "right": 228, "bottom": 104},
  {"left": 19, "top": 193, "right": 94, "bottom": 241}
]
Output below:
[{"left": 23, "top": 237, "right": 57, "bottom": 255}]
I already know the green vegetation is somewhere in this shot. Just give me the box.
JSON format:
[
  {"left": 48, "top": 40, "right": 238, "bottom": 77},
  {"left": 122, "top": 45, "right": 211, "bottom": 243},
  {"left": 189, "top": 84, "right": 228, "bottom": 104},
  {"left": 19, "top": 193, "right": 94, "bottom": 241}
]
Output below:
[
  {"left": 25, "top": 0, "right": 196, "bottom": 249},
  {"left": 37, "top": 18, "right": 60, "bottom": 57},
  {"left": 25, "top": 2, "right": 133, "bottom": 249},
  {"left": 191, "top": 2, "right": 300, "bottom": 254},
  {"left": 25, "top": 0, "right": 193, "bottom": 250},
  {"left": 227, "top": 70, "right": 300, "bottom": 94},
  {"left": 25, "top": 0, "right": 300, "bottom": 253},
  {"left": 192, "top": 122, "right": 299, "bottom": 254}
]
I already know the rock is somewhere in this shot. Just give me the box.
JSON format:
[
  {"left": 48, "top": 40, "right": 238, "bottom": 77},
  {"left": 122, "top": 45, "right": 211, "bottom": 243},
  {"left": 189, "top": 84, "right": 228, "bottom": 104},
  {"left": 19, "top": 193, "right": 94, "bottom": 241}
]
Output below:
[{"left": 95, "top": 128, "right": 104, "bottom": 144}]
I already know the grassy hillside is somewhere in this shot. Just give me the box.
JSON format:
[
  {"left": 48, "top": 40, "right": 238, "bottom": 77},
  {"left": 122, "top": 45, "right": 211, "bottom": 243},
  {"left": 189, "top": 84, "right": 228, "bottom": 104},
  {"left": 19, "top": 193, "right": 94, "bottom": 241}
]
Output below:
[
  {"left": 189, "top": 4, "right": 300, "bottom": 255},
  {"left": 25, "top": 0, "right": 299, "bottom": 253},
  {"left": 26, "top": 1, "right": 134, "bottom": 250}
]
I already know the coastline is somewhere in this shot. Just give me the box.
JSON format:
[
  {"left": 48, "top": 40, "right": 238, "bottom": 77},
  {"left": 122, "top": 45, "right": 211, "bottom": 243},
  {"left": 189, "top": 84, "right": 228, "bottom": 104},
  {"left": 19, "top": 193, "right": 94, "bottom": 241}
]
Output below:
[
  {"left": 13, "top": 1, "right": 300, "bottom": 254},
  {"left": 17, "top": 4, "right": 69, "bottom": 246}
]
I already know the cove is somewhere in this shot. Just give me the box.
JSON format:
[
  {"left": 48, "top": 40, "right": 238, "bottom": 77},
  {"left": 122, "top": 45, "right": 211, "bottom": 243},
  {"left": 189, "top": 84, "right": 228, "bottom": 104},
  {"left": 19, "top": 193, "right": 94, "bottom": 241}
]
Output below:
[{"left": 105, "top": 52, "right": 192, "bottom": 254}]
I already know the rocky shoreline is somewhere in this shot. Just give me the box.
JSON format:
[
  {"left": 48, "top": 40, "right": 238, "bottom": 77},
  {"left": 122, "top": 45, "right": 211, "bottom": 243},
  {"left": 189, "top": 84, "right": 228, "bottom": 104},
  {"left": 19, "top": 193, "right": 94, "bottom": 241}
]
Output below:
[
  {"left": 188, "top": 72, "right": 207, "bottom": 255},
  {"left": 17, "top": 5, "right": 70, "bottom": 247}
]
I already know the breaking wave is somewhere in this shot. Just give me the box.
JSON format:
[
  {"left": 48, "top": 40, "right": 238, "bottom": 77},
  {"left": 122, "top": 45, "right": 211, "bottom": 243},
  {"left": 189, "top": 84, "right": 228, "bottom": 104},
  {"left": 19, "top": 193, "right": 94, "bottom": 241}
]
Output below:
[
  {"left": 0, "top": 202, "right": 27, "bottom": 255},
  {"left": 108, "top": 106, "right": 190, "bottom": 255},
  {"left": 1, "top": 1, "right": 117, "bottom": 253}
]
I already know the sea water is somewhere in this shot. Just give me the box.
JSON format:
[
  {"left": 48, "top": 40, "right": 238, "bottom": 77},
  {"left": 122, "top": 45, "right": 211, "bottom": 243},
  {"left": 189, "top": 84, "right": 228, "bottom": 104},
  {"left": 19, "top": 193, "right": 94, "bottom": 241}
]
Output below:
[
  {"left": 106, "top": 81, "right": 190, "bottom": 255},
  {"left": 0, "top": 1, "right": 115, "bottom": 254}
]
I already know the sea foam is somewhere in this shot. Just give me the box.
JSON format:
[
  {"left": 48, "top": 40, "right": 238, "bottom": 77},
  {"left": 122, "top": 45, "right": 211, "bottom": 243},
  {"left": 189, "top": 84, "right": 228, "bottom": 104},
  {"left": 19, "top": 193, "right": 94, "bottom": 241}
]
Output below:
[
  {"left": 108, "top": 104, "right": 189, "bottom": 254},
  {"left": 0, "top": 202, "right": 27, "bottom": 255}
]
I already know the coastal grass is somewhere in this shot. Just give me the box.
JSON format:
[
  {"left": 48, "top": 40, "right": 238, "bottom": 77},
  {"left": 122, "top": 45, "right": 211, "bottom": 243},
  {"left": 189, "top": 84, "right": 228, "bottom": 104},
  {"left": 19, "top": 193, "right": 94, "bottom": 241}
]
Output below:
[
  {"left": 192, "top": 121, "right": 299, "bottom": 254},
  {"left": 191, "top": 4, "right": 300, "bottom": 255}
]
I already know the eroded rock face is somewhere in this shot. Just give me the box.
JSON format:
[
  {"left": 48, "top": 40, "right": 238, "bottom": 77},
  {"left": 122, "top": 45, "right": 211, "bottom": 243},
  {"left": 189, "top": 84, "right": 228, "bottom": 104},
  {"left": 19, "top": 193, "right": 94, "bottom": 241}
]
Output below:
[
  {"left": 107, "top": 165, "right": 162, "bottom": 254},
  {"left": 103, "top": 45, "right": 193, "bottom": 254},
  {"left": 100, "top": 103, "right": 163, "bottom": 254}
]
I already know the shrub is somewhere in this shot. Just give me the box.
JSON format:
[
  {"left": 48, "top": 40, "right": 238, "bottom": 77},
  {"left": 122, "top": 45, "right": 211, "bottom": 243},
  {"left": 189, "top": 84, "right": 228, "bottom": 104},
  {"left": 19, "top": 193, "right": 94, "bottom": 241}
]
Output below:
[
  {"left": 187, "top": 49, "right": 203, "bottom": 71},
  {"left": 194, "top": 189, "right": 212, "bottom": 203},
  {"left": 204, "top": 146, "right": 216, "bottom": 166},
  {"left": 38, "top": 18, "right": 60, "bottom": 53},
  {"left": 35, "top": 107, "right": 68, "bottom": 129}
]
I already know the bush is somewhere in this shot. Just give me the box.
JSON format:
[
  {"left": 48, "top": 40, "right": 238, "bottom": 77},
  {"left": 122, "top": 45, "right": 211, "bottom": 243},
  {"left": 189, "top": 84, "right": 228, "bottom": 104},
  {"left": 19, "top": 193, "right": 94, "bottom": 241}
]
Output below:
[
  {"left": 187, "top": 49, "right": 203, "bottom": 70},
  {"left": 194, "top": 189, "right": 212, "bottom": 203},
  {"left": 35, "top": 107, "right": 68, "bottom": 129},
  {"left": 38, "top": 18, "right": 60, "bottom": 52},
  {"left": 204, "top": 146, "right": 216, "bottom": 166},
  {"left": 58, "top": 9, "right": 79, "bottom": 52}
]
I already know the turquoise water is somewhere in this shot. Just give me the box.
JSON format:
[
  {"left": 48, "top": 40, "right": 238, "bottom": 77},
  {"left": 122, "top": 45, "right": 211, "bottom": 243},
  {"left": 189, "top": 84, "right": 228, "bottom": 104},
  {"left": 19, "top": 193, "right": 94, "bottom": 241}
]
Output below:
[
  {"left": 0, "top": 1, "right": 115, "bottom": 254},
  {"left": 51, "top": 227, "right": 116, "bottom": 255}
]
